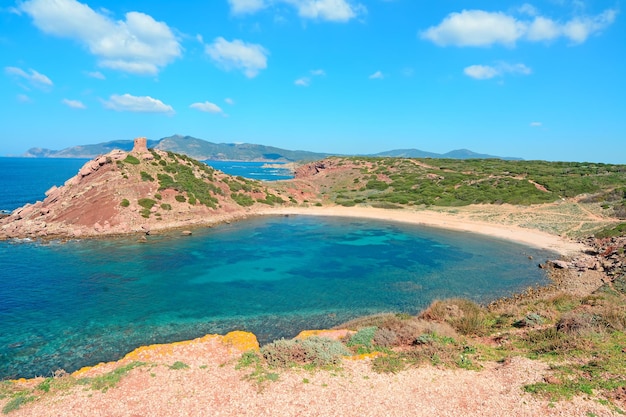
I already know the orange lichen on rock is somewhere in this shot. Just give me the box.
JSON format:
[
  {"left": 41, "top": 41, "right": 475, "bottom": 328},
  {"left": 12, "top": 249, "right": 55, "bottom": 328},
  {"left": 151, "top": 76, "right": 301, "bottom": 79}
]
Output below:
[
  {"left": 71, "top": 331, "right": 258, "bottom": 379},
  {"left": 221, "top": 331, "right": 260, "bottom": 352}
]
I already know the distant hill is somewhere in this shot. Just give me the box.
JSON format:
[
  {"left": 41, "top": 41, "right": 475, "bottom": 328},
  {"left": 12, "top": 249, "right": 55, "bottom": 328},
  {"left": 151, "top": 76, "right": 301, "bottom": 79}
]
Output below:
[
  {"left": 22, "top": 135, "right": 520, "bottom": 161},
  {"left": 23, "top": 135, "right": 330, "bottom": 162},
  {"left": 371, "top": 148, "right": 521, "bottom": 160},
  {"left": 154, "top": 135, "right": 329, "bottom": 161}
]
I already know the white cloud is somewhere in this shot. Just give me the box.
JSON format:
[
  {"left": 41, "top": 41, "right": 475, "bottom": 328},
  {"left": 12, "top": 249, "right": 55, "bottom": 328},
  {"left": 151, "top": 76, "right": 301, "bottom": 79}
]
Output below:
[
  {"left": 530, "top": 121, "right": 542, "bottom": 127},
  {"left": 463, "top": 65, "right": 500, "bottom": 80},
  {"left": 5, "top": 66, "right": 53, "bottom": 88},
  {"left": 287, "top": 0, "right": 366, "bottom": 22},
  {"left": 228, "top": 0, "right": 267, "bottom": 14},
  {"left": 17, "top": 94, "right": 31, "bottom": 103},
  {"left": 310, "top": 69, "right": 326, "bottom": 76},
  {"left": 19, "top": 0, "right": 181, "bottom": 75},
  {"left": 421, "top": 10, "right": 525, "bottom": 47},
  {"left": 464, "top": 62, "right": 532, "bottom": 79},
  {"left": 86, "top": 71, "right": 105, "bottom": 79},
  {"left": 62, "top": 98, "right": 86, "bottom": 109},
  {"left": 369, "top": 70, "right": 384, "bottom": 79},
  {"left": 518, "top": 3, "right": 538, "bottom": 16},
  {"left": 190, "top": 101, "right": 224, "bottom": 114},
  {"left": 225, "top": 98, "right": 235, "bottom": 105},
  {"left": 228, "top": 0, "right": 366, "bottom": 22},
  {"left": 421, "top": 8, "right": 618, "bottom": 47},
  {"left": 294, "top": 77, "right": 310, "bottom": 86},
  {"left": 205, "top": 37, "right": 268, "bottom": 78},
  {"left": 103, "top": 94, "right": 174, "bottom": 113}
]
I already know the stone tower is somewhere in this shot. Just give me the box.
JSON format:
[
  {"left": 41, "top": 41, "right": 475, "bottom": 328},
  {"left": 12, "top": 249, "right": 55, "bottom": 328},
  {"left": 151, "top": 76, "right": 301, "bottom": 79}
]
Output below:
[{"left": 133, "top": 137, "right": 148, "bottom": 153}]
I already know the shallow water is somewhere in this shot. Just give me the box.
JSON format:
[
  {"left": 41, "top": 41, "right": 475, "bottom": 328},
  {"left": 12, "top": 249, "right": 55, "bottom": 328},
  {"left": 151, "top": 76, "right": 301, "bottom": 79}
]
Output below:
[{"left": 0, "top": 215, "right": 554, "bottom": 379}]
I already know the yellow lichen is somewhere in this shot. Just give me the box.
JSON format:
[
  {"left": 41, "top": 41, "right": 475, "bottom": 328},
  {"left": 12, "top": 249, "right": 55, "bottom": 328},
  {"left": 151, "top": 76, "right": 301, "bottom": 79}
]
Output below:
[{"left": 221, "top": 331, "right": 259, "bottom": 352}]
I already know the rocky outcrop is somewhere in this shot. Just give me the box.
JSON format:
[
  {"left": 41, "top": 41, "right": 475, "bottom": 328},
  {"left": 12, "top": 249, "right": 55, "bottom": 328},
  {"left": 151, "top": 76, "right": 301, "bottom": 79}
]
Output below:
[{"left": 0, "top": 141, "right": 295, "bottom": 240}]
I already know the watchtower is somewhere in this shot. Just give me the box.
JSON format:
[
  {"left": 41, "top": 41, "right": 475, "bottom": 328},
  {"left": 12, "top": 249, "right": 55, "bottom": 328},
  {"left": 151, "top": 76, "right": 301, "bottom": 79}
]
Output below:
[{"left": 133, "top": 137, "right": 148, "bottom": 153}]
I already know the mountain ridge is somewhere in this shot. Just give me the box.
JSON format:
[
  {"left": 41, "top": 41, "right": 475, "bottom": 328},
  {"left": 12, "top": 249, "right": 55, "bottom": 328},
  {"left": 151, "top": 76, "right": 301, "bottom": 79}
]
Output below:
[{"left": 21, "top": 135, "right": 520, "bottom": 161}]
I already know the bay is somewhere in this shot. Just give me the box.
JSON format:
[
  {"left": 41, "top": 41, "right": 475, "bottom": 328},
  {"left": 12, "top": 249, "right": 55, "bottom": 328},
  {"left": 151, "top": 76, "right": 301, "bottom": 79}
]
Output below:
[{"left": 0, "top": 157, "right": 554, "bottom": 379}]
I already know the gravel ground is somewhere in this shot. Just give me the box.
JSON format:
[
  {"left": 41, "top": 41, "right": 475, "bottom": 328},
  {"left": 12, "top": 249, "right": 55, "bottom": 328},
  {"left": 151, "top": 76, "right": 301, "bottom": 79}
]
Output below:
[{"left": 3, "top": 332, "right": 620, "bottom": 417}]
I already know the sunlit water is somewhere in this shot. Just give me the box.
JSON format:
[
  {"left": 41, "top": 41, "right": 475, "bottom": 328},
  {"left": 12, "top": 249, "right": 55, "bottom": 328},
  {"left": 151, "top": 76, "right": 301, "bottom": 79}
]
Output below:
[{"left": 0, "top": 158, "right": 554, "bottom": 379}]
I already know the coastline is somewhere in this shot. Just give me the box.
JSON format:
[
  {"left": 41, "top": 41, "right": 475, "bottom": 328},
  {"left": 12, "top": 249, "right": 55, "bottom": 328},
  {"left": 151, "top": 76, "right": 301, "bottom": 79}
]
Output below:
[{"left": 255, "top": 205, "right": 587, "bottom": 257}]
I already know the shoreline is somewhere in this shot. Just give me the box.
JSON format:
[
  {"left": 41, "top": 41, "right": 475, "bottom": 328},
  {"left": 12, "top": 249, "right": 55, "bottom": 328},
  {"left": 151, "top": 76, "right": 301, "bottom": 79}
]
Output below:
[{"left": 255, "top": 205, "right": 587, "bottom": 257}]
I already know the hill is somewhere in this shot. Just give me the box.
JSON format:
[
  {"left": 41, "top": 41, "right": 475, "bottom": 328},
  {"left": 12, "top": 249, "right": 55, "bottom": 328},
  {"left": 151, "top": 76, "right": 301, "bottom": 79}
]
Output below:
[
  {"left": 371, "top": 148, "right": 521, "bottom": 160},
  {"left": 23, "top": 135, "right": 330, "bottom": 162},
  {"left": 0, "top": 138, "right": 303, "bottom": 240},
  {"left": 22, "top": 135, "right": 520, "bottom": 161}
]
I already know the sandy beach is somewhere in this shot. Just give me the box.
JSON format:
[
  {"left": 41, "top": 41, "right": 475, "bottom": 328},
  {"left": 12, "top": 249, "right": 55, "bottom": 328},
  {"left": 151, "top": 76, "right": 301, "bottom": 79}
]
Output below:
[{"left": 257, "top": 205, "right": 587, "bottom": 257}]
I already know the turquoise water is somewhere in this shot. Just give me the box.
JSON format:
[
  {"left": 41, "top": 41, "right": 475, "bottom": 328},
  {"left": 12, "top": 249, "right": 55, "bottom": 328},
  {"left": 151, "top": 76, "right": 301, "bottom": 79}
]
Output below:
[
  {"left": 0, "top": 216, "right": 554, "bottom": 379},
  {"left": 0, "top": 157, "right": 554, "bottom": 379}
]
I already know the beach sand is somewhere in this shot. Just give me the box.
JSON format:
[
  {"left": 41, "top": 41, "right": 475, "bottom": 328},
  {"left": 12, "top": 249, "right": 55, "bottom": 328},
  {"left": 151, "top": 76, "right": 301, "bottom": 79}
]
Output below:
[{"left": 257, "top": 205, "right": 586, "bottom": 256}]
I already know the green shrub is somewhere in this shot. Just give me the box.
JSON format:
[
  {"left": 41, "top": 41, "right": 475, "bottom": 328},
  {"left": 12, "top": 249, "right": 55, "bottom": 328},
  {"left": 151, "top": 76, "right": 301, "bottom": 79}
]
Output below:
[
  {"left": 2, "top": 393, "right": 35, "bottom": 414},
  {"left": 175, "top": 195, "right": 186, "bottom": 203},
  {"left": 347, "top": 326, "right": 378, "bottom": 350},
  {"left": 120, "top": 199, "right": 130, "bottom": 207},
  {"left": 232, "top": 193, "right": 255, "bottom": 207},
  {"left": 123, "top": 155, "right": 140, "bottom": 165},
  {"left": 138, "top": 198, "right": 156, "bottom": 209},
  {"left": 169, "top": 361, "right": 189, "bottom": 370},
  {"left": 160, "top": 203, "right": 172, "bottom": 210},
  {"left": 140, "top": 171, "right": 155, "bottom": 182}
]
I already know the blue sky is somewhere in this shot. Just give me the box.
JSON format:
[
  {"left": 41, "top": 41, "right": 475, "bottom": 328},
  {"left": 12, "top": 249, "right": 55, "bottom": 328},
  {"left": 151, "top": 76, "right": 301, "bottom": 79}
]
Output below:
[{"left": 2, "top": 0, "right": 624, "bottom": 162}]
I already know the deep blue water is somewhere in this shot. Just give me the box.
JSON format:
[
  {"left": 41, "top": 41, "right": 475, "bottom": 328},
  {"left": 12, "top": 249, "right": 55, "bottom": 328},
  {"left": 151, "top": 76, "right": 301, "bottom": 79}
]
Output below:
[
  {"left": 204, "top": 160, "right": 293, "bottom": 181},
  {"left": 0, "top": 157, "right": 554, "bottom": 379}
]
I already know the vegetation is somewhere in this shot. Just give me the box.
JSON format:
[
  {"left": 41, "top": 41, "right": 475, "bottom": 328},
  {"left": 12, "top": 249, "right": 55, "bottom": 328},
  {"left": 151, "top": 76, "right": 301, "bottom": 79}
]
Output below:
[
  {"left": 123, "top": 155, "right": 140, "bottom": 165},
  {"left": 314, "top": 157, "right": 626, "bottom": 214},
  {"left": 231, "top": 193, "right": 255, "bottom": 207},
  {"left": 120, "top": 199, "right": 130, "bottom": 207}
]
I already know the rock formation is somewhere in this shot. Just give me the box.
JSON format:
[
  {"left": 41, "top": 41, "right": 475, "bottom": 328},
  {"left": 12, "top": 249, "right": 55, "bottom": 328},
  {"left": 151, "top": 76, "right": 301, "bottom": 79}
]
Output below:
[{"left": 0, "top": 140, "right": 297, "bottom": 240}]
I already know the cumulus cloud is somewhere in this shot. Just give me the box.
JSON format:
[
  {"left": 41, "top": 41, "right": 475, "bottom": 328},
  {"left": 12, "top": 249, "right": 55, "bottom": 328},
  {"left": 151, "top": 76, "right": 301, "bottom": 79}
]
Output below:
[
  {"left": 228, "top": 0, "right": 366, "bottom": 22},
  {"left": 19, "top": 0, "right": 181, "bottom": 75},
  {"left": 369, "top": 70, "right": 384, "bottom": 79},
  {"left": 205, "top": 37, "right": 268, "bottom": 78},
  {"left": 190, "top": 101, "right": 224, "bottom": 114},
  {"left": 62, "top": 98, "right": 86, "bottom": 109},
  {"left": 5, "top": 66, "right": 53, "bottom": 89},
  {"left": 103, "top": 94, "right": 174, "bottom": 113},
  {"left": 294, "top": 77, "right": 310, "bottom": 86},
  {"left": 421, "top": 7, "right": 618, "bottom": 47},
  {"left": 464, "top": 62, "right": 531, "bottom": 79}
]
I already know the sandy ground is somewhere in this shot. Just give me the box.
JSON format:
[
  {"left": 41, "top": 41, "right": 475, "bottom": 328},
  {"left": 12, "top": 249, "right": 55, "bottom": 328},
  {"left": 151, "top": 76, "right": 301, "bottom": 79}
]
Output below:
[
  {"left": 4, "top": 205, "right": 616, "bottom": 417},
  {"left": 258, "top": 205, "right": 587, "bottom": 256}
]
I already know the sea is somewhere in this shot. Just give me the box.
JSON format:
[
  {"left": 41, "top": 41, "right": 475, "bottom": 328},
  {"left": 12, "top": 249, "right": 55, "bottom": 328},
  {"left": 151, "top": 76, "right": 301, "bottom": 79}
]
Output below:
[{"left": 0, "top": 157, "right": 556, "bottom": 379}]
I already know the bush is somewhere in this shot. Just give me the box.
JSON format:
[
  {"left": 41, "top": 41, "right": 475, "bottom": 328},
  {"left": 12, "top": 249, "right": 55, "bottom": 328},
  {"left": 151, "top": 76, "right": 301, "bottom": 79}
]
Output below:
[
  {"left": 175, "top": 195, "right": 186, "bottom": 203},
  {"left": 123, "top": 155, "right": 140, "bottom": 165},
  {"left": 261, "top": 337, "right": 349, "bottom": 368},
  {"left": 346, "top": 326, "right": 377, "bottom": 349},
  {"left": 138, "top": 198, "right": 156, "bottom": 209},
  {"left": 372, "top": 328, "right": 398, "bottom": 348},
  {"left": 232, "top": 193, "right": 255, "bottom": 207},
  {"left": 140, "top": 171, "right": 154, "bottom": 182},
  {"left": 120, "top": 199, "right": 130, "bottom": 207},
  {"left": 160, "top": 203, "right": 172, "bottom": 210}
]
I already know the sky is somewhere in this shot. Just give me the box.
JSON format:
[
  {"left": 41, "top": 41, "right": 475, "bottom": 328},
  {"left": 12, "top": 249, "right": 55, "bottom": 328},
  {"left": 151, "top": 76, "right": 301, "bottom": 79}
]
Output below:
[{"left": 1, "top": 0, "right": 625, "bottom": 163}]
